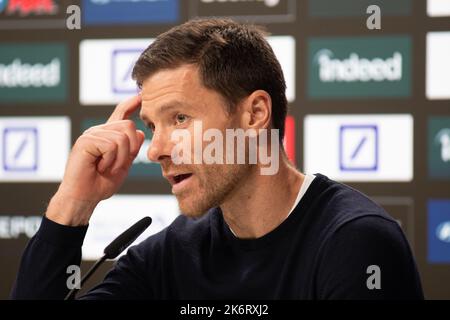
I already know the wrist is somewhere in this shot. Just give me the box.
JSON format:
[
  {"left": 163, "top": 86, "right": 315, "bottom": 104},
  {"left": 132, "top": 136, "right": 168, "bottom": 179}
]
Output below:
[{"left": 46, "top": 193, "right": 98, "bottom": 227}]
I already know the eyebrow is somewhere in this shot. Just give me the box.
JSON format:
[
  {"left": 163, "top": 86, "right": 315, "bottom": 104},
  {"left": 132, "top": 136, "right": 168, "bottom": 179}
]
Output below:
[{"left": 139, "top": 101, "right": 188, "bottom": 123}]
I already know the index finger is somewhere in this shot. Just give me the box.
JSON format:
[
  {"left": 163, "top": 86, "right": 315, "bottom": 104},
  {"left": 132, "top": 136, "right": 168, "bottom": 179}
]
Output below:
[{"left": 107, "top": 95, "right": 142, "bottom": 123}]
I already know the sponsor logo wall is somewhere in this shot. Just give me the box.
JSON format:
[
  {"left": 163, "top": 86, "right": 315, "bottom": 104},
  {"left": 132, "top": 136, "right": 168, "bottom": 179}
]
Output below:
[
  {"left": 426, "top": 32, "right": 450, "bottom": 100},
  {"left": 79, "top": 39, "right": 154, "bottom": 105},
  {"left": 269, "top": 36, "right": 296, "bottom": 103},
  {"left": 189, "top": 0, "right": 296, "bottom": 22},
  {"left": 0, "top": 117, "right": 70, "bottom": 182},
  {"left": 304, "top": 115, "right": 413, "bottom": 182},
  {"left": 309, "top": 0, "right": 412, "bottom": 17},
  {"left": 428, "top": 200, "right": 450, "bottom": 263},
  {"left": 82, "top": 0, "right": 179, "bottom": 25},
  {"left": 0, "top": 1, "right": 449, "bottom": 299},
  {"left": 428, "top": 117, "right": 450, "bottom": 179},
  {"left": 308, "top": 36, "right": 411, "bottom": 99},
  {"left": 0, "top": 0, "right": 58, "bottom": 18},
  {"left": 0, "top": 0, "right": 71, "bottom": 29},
  {"left": 0, "top": 215, "right": 41, "bottom": 240},
  {"left": 79, "top": 36, "right": 295, "bottom": 105},
  {"left": 0, "top": 43, "right": 67, "bottom": 102},
  {"left": 428, "top": 0, "right": 450, "bottom": 17},
  {"left": 284, "top": 116, "right": 295, "bottom": 164}
]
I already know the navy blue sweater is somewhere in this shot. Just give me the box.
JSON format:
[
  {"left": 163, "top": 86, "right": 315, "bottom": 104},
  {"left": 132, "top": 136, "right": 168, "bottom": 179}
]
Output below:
[{"left": 11, "top": 174, "right": 424, "bottom": 299}]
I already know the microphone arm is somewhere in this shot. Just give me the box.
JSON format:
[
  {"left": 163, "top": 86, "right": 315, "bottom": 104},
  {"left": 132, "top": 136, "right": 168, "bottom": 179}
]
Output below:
[{"left": 64, "top": 216, "right": 152, "bottom": 300}]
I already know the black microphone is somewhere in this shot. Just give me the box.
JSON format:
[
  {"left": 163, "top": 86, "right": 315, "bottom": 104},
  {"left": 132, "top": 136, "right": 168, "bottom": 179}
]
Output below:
[{"left": 64, "top": 216, "right": 152, "bottom": 300}]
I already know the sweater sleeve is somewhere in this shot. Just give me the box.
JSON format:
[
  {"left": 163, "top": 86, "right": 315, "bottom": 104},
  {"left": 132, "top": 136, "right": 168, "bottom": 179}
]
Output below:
[
  {"left": 10, "top": 216, "right": 88, "bottom": 300},
  {"left": 10, "top": 216, "right": 154, "bottom": 300},
  {"left": 315, "top": 215, "right": 424, "bottom": 300}
]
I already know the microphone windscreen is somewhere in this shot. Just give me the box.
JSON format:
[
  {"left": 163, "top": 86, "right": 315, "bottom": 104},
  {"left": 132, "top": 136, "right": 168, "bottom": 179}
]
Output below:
[{"left": 103, "top": 216, "right": 152, "bottom": 259}]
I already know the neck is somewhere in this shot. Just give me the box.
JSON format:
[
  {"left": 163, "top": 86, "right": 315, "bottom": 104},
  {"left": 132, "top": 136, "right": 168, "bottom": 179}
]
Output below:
[{"left": 220, "top": 153, "right": 304, "bottom": 239}]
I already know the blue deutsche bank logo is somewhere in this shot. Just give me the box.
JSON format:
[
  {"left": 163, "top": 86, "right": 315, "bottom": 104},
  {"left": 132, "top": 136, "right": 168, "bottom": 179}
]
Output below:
[
  {"left": 339, "top": 125, "right": 378, "bottom": 172},
  {"left": 2, "top": 127, "right": 38, "bottom": 172},
  {"left": 111, "top": 48, "right": 142, "bottom": 94},
  {"left": 83, "top": 0, "right": 179, "bottom": 26},
  {"left": 428, "top": 200, "right": 450, "bottom": 263}
]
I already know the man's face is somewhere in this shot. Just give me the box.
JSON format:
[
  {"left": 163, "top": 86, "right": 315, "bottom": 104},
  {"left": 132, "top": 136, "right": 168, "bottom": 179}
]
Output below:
[{"left": 140, "top": 64, "right": 251, "bottom": 217}]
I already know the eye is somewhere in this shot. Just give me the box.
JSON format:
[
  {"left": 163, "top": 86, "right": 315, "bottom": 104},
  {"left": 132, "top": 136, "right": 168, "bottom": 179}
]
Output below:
[{"left": 175, "top": 113, "right": 189, "bottom": 125}]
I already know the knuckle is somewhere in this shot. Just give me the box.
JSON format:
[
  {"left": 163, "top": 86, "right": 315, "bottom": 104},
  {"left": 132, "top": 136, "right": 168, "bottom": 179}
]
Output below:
[
  {"left": 116, "top": 132, "right": 129, "bottom": 145},
  {"left": 123, "top": 120, "right": 136, "bottom": 130},
  {"left": 107, "top": 140, "right": 118, "bottom": 152},
  {"left": 77, "top": 134, "right": 90, "bottom": 144}
]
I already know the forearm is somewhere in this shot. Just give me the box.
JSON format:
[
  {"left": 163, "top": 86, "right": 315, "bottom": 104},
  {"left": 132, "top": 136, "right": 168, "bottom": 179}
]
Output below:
[{"left": 10, "top": 216, "right": 88, "bottom": 300}]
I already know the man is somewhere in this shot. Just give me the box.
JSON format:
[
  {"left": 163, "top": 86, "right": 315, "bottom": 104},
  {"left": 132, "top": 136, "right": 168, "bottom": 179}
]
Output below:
[{"left": 11, "top": 18, "right": 423, "bottom": 299}]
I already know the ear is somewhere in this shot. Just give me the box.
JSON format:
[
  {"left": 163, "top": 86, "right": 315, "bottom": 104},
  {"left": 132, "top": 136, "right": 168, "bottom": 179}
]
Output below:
[{"left": 240, "top": 90, "right": 272, "bottom": 131}]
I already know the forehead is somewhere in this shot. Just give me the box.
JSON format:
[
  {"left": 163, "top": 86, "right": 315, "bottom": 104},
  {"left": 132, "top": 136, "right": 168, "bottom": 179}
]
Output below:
[
  {"left": 139, "top": 64, "right": 228, "bottom": 121},
  {"left": 142, "top": 64, "right": 199, "bottom": 97},
  {"left": 140, "top": 65, "right": 202, "bottom": 113}
]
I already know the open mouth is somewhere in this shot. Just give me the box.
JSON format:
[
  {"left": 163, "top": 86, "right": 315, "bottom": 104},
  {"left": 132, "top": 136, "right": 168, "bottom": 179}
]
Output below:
[{"left": 173, "top": 173, "right": 192, "bottom": 184}]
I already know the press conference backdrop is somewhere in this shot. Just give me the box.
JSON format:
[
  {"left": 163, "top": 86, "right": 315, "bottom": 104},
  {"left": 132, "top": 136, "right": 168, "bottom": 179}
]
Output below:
[{"left": 0, "top": 0, "right": 449, "bottom": 299}]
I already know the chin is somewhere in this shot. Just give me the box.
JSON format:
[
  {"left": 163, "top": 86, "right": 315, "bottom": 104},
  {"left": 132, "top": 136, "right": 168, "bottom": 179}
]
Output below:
[
  {"left": 179, "top": 206, "right": 210, "bottom": 219},
  {"left": 177, "top": 196, "right": 213, "bottom": 219}
]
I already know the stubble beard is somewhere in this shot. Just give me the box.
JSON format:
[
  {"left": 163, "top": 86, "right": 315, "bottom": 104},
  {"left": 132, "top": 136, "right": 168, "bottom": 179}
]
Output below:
[{"left": 177, "top": 163, "right": 252, "bottom": 218}]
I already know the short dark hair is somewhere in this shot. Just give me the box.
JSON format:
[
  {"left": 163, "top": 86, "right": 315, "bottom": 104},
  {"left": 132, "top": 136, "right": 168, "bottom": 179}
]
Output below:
[{"left": 132, "top": 18, "right": 288, "bottom": 139}]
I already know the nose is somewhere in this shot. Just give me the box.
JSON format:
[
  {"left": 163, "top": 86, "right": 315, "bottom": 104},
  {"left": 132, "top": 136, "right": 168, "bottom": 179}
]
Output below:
[{"left": 147, "top": 129, "right": 173, "bottom": 163}]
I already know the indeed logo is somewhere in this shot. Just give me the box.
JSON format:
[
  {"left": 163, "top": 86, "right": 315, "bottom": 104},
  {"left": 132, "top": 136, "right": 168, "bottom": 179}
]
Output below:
[
  {"left": 436, "top": 221, "right": 450, "bottom": 243},
  {"left": 201, "top": 0, "right": 280, "bottom": 7},
  {"left": 315, "top": 49, "right": 403, "bottom": 83},
  {"left": 0, "top": 0, "right": 57, "bottom": 16},
  {"left": 0, "top": 58, "right": 61, "bottom": 88}
]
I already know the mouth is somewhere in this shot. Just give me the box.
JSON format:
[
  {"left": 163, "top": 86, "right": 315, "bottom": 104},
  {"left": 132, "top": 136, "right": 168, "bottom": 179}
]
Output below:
[
  {"left": 172, "top": 173, "right": 192, "bottom": 184},
  {"left": 165, "top": 172, "right": 194, "bottom": 193}
]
